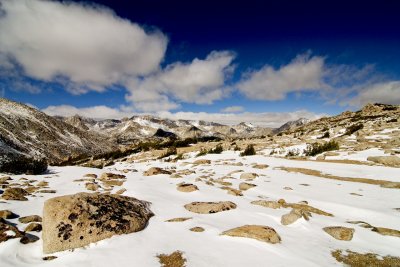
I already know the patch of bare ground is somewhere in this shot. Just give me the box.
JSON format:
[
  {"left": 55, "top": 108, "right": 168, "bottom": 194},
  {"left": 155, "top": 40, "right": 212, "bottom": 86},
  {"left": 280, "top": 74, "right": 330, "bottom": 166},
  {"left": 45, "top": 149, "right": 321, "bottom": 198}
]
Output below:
[
  {"left": 157, "top": 251, "right": 186, "bottom": 267},
  {"left": 277, "top": 167, "right": 400, "bottom": 189},
  {"left": 165, "top": 217, "right": 192, "bottom": 222},
  {"left": 347, "top": 221, "right": 400, "bottom": 238},
  {"left": 252, "top": 199, "right": 333, "bottom": 217},
  {"left": 331, "top": 250, "right": 400, "bottom": 267}
]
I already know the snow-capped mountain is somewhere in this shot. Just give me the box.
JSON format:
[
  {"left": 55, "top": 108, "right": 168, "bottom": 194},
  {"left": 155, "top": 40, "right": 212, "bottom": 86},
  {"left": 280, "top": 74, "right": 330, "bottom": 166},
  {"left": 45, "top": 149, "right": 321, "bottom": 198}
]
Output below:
[
  {"left": 274, "top": 118, "right": 311, "bottom": 134},
  {"left": 0, "top": 98, "right": 117, "bottom": 164}
]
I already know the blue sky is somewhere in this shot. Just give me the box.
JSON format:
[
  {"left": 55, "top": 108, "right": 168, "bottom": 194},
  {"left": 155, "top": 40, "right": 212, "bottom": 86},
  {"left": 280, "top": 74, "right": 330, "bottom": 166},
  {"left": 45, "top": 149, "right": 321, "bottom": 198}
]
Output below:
[{"left": 0, "top": 0, "right": 399, "bottom": 126}]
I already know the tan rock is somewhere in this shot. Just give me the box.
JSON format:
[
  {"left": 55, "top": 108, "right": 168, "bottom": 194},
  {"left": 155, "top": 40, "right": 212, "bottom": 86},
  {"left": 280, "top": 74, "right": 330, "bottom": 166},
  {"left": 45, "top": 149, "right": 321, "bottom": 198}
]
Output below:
[
  {"left": 193, "top": 159, "right": 211, "bottom": 165},
  {"left": 251, "top": 200, "right": 281, "bottom": 209},
  {"left": 240, "top": 173, "right": 258, "bottom": 180},
  {"left": 100, "top": 173, "right": 126, "bottom": 180},
  {"left": 25, "top": 222, "right": 42, "bottom": 232},
  {"left": 0, "top": 210, "right": 14, "bottom": 219},
  {"left": 177, "top": 183, "right": 199, "bottom": 192},
  {"left": 85, "top": 183, "right": 99, "bottom": 191},
  {"left": 143, "top": 167, "right": 172, "bottom": 176},
  {"left": 239, "top": 182, "right": 257, "bottom": 191},
  {"left": 190, "top": 227, "right": 205, "bottom": 232},
  {"left": 84, "top": 174, "right": 97, "bottom": 178},
  {"left": 2, "top": 188, "right": 29, "bottom": 201},
  {"left": 184, "top": 201, "right": 237, "bottom": 214},
  {"left": 367, "top": 156, "right": 400, "bottom": 167},
  {"left": 222, "top": 225, "right": 281, "bottom": 244},
  {"left": 165, "top": 217, "right": 192, "bottom": 222},
  {"left": 281, "top": 209, "right": 302, "bottom": 225},
  {"left": 19, "top": 215, "right": 42, "bottom": 223},
  {"left": 42, "top": 192, "right": 153, "bottom": 253},
  {"left": 253, "top": 164, "right": 269, "bottom": 169},
  {"left": 115, "top": 188, "right": 126, "bottom": 195},
  {"left": 323, "top": 226, "right": 355, "bottom": 241}
]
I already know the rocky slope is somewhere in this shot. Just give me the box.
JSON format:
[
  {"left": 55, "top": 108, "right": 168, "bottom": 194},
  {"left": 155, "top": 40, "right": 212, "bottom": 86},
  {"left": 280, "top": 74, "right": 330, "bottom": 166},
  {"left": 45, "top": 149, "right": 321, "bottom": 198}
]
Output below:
[{"left": 0, "top": 98, "right": 117, "bottom": 165}]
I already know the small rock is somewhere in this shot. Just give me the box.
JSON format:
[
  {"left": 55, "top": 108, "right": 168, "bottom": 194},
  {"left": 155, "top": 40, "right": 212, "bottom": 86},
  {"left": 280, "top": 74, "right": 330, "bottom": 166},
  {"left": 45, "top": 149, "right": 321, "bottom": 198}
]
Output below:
[
  {"left": 37, "top": 190, "right": 56, "bottom": 194},
  {"left": 85, "top": 183, "right": 99, "bottom": 191},
  {"left": 193, "top": 159, "right": 211, "bottom": 165},
  {"left": 177, "top": 183, "right": 199, "bottom": 192},
  {"left": 0, "top": 221, "right": 24, "bottom": 243},
  {"left": 283, "top": 187, "right": 293, "bottom": 190},
  {"left": 240, "top": 173, "right": 258, "bottom": 180},
  {"left": 281, "top": 209, "right": 302, "bottom": 225},
  {"left": 239, "top": 182, "right": 257, "bottom": 191},
  {"left": 184, "top": 201, "right": 237, "bottom": 214},
  {"left": 253, "top": 164, "right": 269, "bottom": 169},
  {"left": 165, "top": 217, "right": 192, "bottom": 222},
  {"left": 43, "top": 256, "right": 57, "bottom": 261},
  {"left": 0, "top": 210, "right": 15, "bottom": 219},
  {"left": 25, "top": 223, "right": 42, "bottom": 232},
  {"left": 222, "top": 225, "right": 281, "bottom": 244},
  {"left": 143, "top": 167, "right": 172, "bottom": 176},
  {"left": 84, "top": 174, "right": 97, "bottom": 178},
  {"left": 2, "top": 188, "right": 29, "bottom": 201},
  {"left": 323, "top": 226, "right": 355, "bottom": 241},
  {"left": 20, "top": 234, "right": 40, "bottom": 244},
  {"left": 100, "top": 173, "right": 125, "bottom": 180},
  {"left": 19, "top": 215, "right": 42, "bottom": 223},
  {"left": 36, "top": 181, "right": 49, "bottom": 187},
  {"left": 190, "top": 227, "right": 205, "bottom": 232},
  {"left": 115, "top": 188, "right": 126, "bottom": 195},
  {"left": 251, "top": 200, "right": 281, "bottom": 209}
]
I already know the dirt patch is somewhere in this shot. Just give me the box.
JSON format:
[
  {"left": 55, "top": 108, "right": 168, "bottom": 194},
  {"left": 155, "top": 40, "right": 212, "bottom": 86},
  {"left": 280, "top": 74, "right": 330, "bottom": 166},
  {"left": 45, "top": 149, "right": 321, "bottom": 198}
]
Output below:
[
  {"left": 278, "top": 167, "right": 400, "bottom": 189},
  {"left": 157, "top": 251, "right": 186, "bottom": 267},
  {"left": 331, "top": 250, "right": 400, "bottom": 266}
]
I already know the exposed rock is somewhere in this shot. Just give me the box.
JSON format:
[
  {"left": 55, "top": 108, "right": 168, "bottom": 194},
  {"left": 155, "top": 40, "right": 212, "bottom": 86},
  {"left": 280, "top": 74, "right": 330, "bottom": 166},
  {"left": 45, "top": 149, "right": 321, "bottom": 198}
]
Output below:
[
  {"left": 115, "top": 188, "right": 126, "bottom": 195},
  {"left": 0, "top": 210, "right": 15, "bottom": 219},
  {"left": 165, "top": 217, "right": 192, "bottom": 222},
  {"left": 0, "top": 221, "right": 24, "bottom": 243},
  {"left": 2, "top": 187, "right": 29, "bottom": 201},
  {"left": 283, "top": 187, "right": 293, "bottom": 190},
  {"left": 42, "top": 192, "right": 153, "bottom": 253},
  {"left": 281, "top": 209, "right": 302, "bottom": 225},
  {"left": 25, "top": 222, "right": 42, "bottom": 232},
  {"left": 332, "top": 249, "right": 400, "bottom": 267},
  {"left": 251, "top": 200, "right": 281, "bottom": 209},
  {"left": 85, "top": 183, "right": 99, "bottom": 191},
  {"left": 325, "top": 152, "right": 340, "bottom": 156},
  {"left": 36, "top": 181, "right": 49, "bottom": 187},
  {"left": 37, "top": 189, "right": 56, "bottom": 194},
  {"left": 157, "top": 251, "right": 186, "bottom": 267},
  {"left": 347, "top": 221, "right": 400, "bottom": 238},
  {"left": 143, "top": 167, "right": 172, "bottom": 176},
  {"left": 19, "top": 215, "right": 42, "bottom": 223},
  {"left": 240, "top": 173, "right": 258, "bottom": 180},
  {"left": 367, "top": 156, "right": 400, "bottom": 167},
  {"left": 252, "top": 199, "right": 333, "bottom": 217},
  {"left": 43, "top": 256, "right": 57, "bottom": 261},
  {"left": 100, "top": 172, "right": 126, "bottom": 180},
  {"left": 84, "top": 174, "right": 97, "bottom": 178},
  {"left": 184, "top": 201, "right": 237, "bottom": 214},
  {"left": 193, "top": 159, "right": 211, "bottom": 165},
  {"left": 177, "top": 183, "right": 199, "bottom": 192},
  {"left": 190, "top": 227, "right": 205, "bottom": 232},
  {"left": 20, "top": 234, "right": 40, "bottom": 244},
  {"left": 222, "top": 225, "right": 281, "bottom": 244},
  {"left": 221, "top": 187, "right": 243, "bottom": 196},
  {"left": 253, "top": 164, "right": 269, "bottom": 169},
  {"left": 239, "top": 182, "right": 257, "bottom": 191},
  {"left": 323, "top": 226, "right": 354, "bottom": 241}
]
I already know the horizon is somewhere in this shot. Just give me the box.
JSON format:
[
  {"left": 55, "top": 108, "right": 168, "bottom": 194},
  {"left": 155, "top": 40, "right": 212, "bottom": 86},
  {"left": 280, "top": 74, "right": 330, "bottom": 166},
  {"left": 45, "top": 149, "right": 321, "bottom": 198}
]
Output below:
[{"left": 1, "top": 0, "right": 400, "bottom": 127}]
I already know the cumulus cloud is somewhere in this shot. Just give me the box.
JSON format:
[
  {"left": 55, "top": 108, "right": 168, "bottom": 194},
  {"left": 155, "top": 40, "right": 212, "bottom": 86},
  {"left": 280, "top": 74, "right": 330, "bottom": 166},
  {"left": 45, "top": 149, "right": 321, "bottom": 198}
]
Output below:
[
  {"left": 347, "top": 81, "right": 400, "bottom": 106},
  {"left": 221, "top": 106, "right": 244, "bottom": 113},
  {"left": 237, "top": 54, "right": 325, "bottom": 100},
  {"left": 42, "top": 105, "right": 134, "bottom": 119},
  {"left": 0, "top": 0, "right": 167, "bottom": 94},
  {"left": 125, "top": 51, "right": 235, "bottom": 112}
]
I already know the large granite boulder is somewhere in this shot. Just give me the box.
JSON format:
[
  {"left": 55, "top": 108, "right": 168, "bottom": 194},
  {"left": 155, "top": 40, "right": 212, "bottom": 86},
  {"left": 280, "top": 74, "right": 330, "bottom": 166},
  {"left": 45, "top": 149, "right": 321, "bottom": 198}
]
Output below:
[{"left": 42, "top": 192, "right": 153, "bottom": 253}]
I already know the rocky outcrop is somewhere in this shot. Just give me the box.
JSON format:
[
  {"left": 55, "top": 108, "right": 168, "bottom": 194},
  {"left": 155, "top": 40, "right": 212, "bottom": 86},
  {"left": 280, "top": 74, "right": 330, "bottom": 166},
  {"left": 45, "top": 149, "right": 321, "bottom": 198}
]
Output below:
[
  {"left": 323, "top": 226, "right": 354, "bottom": 241},
  {"left": 42, "top": 192, "right": 153, "bottom": 253},
  {"left": 222, "top": 225, "right": 281, "bottom": 244},
  {"left": 177, "top": 183, "right": 199, "bottom": 192},
  {"left": 367, "top": 156, "right": 400, "bottom": 167},
  {"left": 143, "top": 167, "right": 172, "bottom": 176},
  {"left": 1, "top": 187, "right": 29, "bottom": 201},
  {"left": 184, "top": 201, "right": 237, "bottom": 214}
]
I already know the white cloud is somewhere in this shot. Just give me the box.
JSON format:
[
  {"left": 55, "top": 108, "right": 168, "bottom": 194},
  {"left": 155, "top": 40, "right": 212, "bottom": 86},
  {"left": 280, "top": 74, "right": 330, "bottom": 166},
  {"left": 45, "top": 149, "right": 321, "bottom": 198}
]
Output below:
[
  {"left": 0, "top": 0, "right": 167, "bottom": 94},
  {"left": 125, "top": 51, "right": 235, "bottom": 112},
  {"left": 221, "top": 106, "right": 244, "bottom": 113},
  {"left": 42, "top": 105, "right": 133, "bottom": 119},
  {"left": 348, "top": 81, "right": 400, "bottom": 106},
  {"left": 237, "top": 54, "right": 325, "bottom": 100}
]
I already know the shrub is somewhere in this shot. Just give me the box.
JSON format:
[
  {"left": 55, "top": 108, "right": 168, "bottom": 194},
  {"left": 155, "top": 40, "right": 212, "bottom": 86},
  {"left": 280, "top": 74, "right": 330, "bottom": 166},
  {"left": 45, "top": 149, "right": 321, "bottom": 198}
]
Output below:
[
  {"left": 0, "top": 155, "right": 48, "bottom": 174},
  {"left": 196, "top": 148, "right": 208, "bottom": 157},
  {"left": 240, "top": 144, "right": 256, "bottom": 156},
  {"left": 303, "top": 140, "right": 339, "bottom": 156},
  {"left": 318, "top": 131, "right": 330, "bottom": 139},
  {"left": 158, "top": 146, "right": 177, "bottom": 159},
  {"left": 286, "top": 149, "right": 300, "bottom": 157},
  {"left": 233, "top": 145, "right": 241, "bottom": 151},
  {"left": 208, "top": 144, "right": 223, "bottom": 154},
  {"left": 174, "top": 153, "right": 184, "bottom": 161},
  {"left": 344, "top": 124, "right": 363, "bottom": 135}
]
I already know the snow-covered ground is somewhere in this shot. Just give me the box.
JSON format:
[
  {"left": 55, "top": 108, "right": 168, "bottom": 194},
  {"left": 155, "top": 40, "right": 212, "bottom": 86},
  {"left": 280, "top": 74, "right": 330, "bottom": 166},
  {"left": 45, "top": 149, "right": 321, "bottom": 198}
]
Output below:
[{"left": 1, "top": 150, "right": 400, "bottom": 266}]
